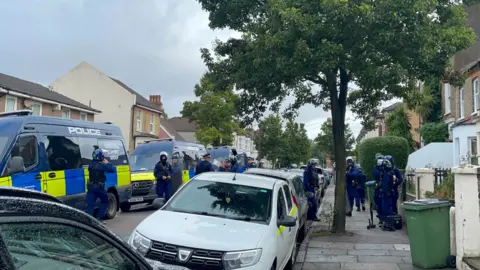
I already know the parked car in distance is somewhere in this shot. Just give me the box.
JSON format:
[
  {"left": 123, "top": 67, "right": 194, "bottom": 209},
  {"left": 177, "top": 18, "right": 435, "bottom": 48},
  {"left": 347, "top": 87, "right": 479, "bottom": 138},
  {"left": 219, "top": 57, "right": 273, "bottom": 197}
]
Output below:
[
  {"left": 0, "top": 186, "right": 153, "bottom": 270},
  {"left": 245, "top": 168, "right": 309, "bottom": 242},
  {"left": 129, "top": 172, "right": 299, "bottom": 270}
]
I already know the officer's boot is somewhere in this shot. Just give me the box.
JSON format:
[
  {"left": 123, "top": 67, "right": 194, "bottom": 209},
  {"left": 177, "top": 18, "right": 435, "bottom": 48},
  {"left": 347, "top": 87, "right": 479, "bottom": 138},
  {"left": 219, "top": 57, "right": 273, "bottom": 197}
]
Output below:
[
  {"left": 346, "top": 211, "right": 352, "bottom": 217},
  {"left": 362, "top": 204, "right": 366, "bottom": 211},
  {"left": 356, "top": 206, "right": 361, "bottom": 212}
]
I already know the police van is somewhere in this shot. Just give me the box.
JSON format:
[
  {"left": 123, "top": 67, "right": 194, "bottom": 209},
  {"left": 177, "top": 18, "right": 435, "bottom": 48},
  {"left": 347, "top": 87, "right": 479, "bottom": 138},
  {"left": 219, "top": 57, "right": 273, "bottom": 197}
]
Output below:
[
  {"left": 125, "top": 139, "right": 206, "bottom": 210},
  {"left": 208, "top": 146, "right": 248, "bottom": 172},
  {"left": 0, "top": 110, "right": 132, "bottom": 219}
]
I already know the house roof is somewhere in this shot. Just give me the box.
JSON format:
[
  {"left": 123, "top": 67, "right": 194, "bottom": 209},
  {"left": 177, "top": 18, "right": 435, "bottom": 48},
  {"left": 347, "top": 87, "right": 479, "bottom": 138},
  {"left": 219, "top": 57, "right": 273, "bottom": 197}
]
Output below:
[
  {"left": 381, "top": 102, "right": 403, "bottom": 114},
  {"left": 167, "top": 117, "right": 197, "bottom": 132},
  {"left": 0, "top": 73, "right": 100, "bottom": 113},
  {"left": 452, "top": 116, "right": 476, "bottom": 128},
  {"left": 109, "top": 77, "right": 162, "bottom": 113},
  {"left": 160, "top": 120, "right": 185, "bottom": 140}
]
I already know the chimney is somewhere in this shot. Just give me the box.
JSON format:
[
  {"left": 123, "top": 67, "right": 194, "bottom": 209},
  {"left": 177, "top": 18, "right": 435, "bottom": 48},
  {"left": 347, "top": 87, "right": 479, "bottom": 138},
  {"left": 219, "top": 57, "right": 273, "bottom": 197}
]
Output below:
[{"left": 149, "top": 95, "right": 163, "bottom": 110}]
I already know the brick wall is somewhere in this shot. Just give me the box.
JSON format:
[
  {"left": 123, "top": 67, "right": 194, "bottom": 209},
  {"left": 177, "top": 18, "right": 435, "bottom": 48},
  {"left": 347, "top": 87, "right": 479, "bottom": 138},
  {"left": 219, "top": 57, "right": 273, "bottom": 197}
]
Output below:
[
  {"left": 133, "top": 107, "right": 161, "bottom": 135},
  {"left": 0, "top": 95, "right": 95, "bottom": 120}
]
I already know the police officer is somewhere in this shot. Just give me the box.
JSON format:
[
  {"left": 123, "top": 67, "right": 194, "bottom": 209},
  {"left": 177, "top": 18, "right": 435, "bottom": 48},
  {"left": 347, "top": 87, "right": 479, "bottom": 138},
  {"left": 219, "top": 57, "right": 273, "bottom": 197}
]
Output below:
[
  {"left": 230, "top": 155, "right": 239, "bottom": 172},
  {"left": 346, "top": 156, "right": 359, "bottom": 216},
  {"left": 218, "top": 159, "right": 231, "bottom": 172},
  {"left": 385, "top": 155, "right": 403, "bottom": 214},
  {"left": 86, "top": 148, "right": 114, "bottom": 220},
  {"left": 247, "top": 157, "right": 257, "bottom": 168},
  {"left": 154, "top": 151, "right": 174, "bottom": 202},
  {"left": 195, "top": 153, "right": 214, "bottom": 175},
  {"left": 355, "top": 168, "right": 367, "bottom": 211},
  {"left": 304, "top": 159, "right": 320, "bottom": 221}
]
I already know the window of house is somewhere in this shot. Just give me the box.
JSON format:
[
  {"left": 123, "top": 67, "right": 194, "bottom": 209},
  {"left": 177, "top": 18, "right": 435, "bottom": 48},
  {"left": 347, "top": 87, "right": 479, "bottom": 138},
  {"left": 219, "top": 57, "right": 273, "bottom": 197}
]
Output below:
[
  {"left": 44, "top": 136, "right": 81, "bottom": 170},
  {"left": 1, "top": 223, "right": 139, "bottom": 269},
  {"left": 62, "top": 109, "right": 71, "bottom": 119},
  {"left": 31, "top": 103, "right": 42, "bottom": 115},
  {"left": 469, "top": 137, "right": 478, "bottom": 156},
  {"left": 150, "top": 113, "right": 154, "bottom": 134},
  {"left": 136, "top": 111, "right": 142, "bottom": 131},
  {"left": 460, "top": 88, "right": 465, "bottom": 118},
  {"left": 5, "top": 96, "right": 17, "bottom": 112},
  {"left": 80, "top": 112, "right": 88, "bottom": 121},
  {"left": 445, "top": 83, "right": 451, "bottom": 114},
  {"left": 474, "top": 78, "right": 479, "bottom": 112},
  {"left": 459, "top": 88, "right": 465, "bottom": 118}
]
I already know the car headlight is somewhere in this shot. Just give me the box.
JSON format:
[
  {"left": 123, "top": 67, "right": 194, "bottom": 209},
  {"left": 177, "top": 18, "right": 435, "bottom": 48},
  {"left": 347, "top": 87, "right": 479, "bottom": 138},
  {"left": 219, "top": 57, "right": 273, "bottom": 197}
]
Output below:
[
  {"left": 128, "top": 231, "right": 151, "bottom": 256},
  {"left": 223, "top": 248, "right": 262, "bottom": 269}
]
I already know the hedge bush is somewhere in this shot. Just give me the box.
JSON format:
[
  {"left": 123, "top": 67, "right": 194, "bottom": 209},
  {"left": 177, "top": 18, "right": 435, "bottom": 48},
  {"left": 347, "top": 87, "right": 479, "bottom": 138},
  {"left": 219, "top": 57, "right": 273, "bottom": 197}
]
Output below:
[{"left": 357, "top": 136, "right": 410, "bottom": 179}]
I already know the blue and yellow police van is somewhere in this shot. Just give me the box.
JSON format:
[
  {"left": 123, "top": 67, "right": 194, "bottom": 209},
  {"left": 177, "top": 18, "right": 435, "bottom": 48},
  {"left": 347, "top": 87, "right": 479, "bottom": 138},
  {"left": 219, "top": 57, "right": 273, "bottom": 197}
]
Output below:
[
  {"left": 125, "top": 139, "right": 206, "bottom": 210},
  {"left": 208, "top": 146, "right": 248, "bottom": 172},
  {"left": 0, "top": 110, "right": 132, "bottom": 219}
]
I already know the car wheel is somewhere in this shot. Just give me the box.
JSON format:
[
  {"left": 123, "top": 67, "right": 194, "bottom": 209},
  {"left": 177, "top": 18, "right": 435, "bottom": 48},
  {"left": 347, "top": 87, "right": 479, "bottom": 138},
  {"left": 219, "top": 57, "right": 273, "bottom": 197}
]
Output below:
[
  {"left": 120, "top": 202, "right": 131, "bottom": 212},
  {"left": 297, "top": 224, "right": 306, "bottom": 243},
  {"left": 105, "top": 192, "right": 118, "bottom": 219}
]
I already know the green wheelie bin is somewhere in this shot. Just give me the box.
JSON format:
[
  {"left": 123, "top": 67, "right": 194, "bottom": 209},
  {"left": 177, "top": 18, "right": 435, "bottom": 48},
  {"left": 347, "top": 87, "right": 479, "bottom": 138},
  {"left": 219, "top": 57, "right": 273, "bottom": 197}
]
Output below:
[
  {"left": 402, "top": 199, "right": 452, "bottom": 269},
  {"left": 366, "top": 181, "right": 376, "bottom": 210}
]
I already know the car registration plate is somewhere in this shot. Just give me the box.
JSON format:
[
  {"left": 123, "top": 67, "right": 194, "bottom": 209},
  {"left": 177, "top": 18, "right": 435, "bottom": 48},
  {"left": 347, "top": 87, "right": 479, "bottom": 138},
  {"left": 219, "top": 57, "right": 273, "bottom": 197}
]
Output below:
[{"left": 128, "top": 197, "right": 144, "bottom": 203}]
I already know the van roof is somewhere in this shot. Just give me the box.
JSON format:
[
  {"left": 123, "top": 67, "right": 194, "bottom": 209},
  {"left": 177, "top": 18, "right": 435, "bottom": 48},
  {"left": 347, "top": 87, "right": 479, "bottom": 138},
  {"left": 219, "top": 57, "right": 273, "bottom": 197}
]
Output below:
[
  {"left": 132, "top": 139, "right": 206, "bottom": 154},
  {"left": 0, "top": 114, "right": 123, "bottom": 136}
]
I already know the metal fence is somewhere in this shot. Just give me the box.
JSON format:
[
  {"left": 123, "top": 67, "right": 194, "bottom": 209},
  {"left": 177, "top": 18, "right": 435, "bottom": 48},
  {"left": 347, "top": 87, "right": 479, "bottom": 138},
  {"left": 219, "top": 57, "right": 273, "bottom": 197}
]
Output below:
[{"left": 434, "top": 168, "right": 451, "bottom": 189}]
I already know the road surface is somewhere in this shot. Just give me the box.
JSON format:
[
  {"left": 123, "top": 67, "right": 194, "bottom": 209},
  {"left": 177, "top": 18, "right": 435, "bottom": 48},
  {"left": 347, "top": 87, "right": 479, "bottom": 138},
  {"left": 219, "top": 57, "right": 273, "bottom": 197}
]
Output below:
[{"left": 106, "top": 204, "right": 156, "bottom": 241}]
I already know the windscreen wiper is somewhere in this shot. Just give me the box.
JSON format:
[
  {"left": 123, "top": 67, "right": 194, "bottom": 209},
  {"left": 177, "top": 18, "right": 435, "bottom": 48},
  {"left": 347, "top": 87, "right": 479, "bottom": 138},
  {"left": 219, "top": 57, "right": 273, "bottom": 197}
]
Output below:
[
  {"left": 226, "top": 216, "right": 265, "bottom": 222},
  {"left": 170, "top": 209, "right": 227, "bottom": 218}
]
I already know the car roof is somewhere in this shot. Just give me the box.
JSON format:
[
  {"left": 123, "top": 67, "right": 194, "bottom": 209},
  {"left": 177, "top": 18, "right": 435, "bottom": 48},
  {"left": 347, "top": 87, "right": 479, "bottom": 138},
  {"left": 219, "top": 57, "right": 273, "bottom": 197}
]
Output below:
[
  {"left": 194, "top": 172, "right": 279, "bottom": 189},
  {"left": 244, "top": 168, "right": 299, "bottom": 182},
  {"left": 0, "top": 186, "right": 62, "bottom": 203},
  {"left": 0, "top": 188, "right": 121, "bottom": 239}
]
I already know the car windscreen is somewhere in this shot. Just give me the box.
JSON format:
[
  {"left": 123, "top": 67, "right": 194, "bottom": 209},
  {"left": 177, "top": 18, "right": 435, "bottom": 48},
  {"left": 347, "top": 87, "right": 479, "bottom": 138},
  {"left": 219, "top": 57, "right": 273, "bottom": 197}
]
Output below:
[
  {"left": 129, "top": 143, "right": 174, "bottom": 172},
  {"left": 164, "top": 179, "right": 272, "bottom": 223}
]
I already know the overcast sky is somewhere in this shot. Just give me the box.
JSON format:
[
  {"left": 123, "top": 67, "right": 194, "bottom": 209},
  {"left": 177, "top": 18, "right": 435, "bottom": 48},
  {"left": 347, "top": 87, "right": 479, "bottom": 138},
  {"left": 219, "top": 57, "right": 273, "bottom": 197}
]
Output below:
[{"left": 0, "top": 0, "right": 398, "bottom": 139}]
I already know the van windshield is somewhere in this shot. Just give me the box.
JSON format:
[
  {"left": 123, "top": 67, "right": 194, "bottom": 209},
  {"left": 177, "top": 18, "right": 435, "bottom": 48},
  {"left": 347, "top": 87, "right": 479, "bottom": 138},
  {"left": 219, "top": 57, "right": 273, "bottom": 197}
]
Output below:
[{"left": 129, "top": 143, "right": 174, "bottom": 172}]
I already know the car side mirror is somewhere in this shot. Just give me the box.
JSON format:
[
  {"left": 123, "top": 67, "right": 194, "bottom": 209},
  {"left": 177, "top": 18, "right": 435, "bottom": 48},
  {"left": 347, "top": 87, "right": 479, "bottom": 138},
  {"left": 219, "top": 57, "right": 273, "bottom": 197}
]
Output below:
[
  {"left": 277, "top": 215, "right": 296, "bottom": 228},
  {"left": 7, "top": 156, "right": 25, "bottom": 175},
  {"left": 231, "top": 149, "right": 238, "bottom": 156}
]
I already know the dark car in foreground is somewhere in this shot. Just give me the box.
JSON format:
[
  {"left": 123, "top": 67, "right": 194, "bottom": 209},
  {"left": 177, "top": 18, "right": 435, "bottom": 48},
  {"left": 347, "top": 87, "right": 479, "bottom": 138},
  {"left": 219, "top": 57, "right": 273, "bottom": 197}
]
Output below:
[{"left": 0, "top": 186, "right": 152, "bottom": 270}]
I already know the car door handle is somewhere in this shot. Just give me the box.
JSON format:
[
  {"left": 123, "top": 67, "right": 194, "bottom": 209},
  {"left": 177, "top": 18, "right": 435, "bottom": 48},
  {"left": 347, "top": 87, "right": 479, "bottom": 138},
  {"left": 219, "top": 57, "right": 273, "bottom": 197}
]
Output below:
[
  {"left": 48, "top": 172, "right": 56, "bottom": 178},
  {"left": 34, "top": 174, "right": 42, "bottom": 180}
]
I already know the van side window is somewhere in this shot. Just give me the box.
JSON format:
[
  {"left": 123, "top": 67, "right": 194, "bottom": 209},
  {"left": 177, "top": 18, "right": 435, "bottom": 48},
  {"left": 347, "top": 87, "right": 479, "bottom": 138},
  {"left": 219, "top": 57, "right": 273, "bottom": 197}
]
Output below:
[
  {"left": 182, "top": 150, "right": 196, "bottom": 170},
  {"left": 9, "top": 135, "right": 37, "bottom": 169},
  {"left": 78, "top": 137, "right": 99, "bottom": 166},
  {"left": 98, "top": 139, "right": 128, "bottom": 166},
  {"left": 44, "top": 136, "right": 82, "bottom": 170}
]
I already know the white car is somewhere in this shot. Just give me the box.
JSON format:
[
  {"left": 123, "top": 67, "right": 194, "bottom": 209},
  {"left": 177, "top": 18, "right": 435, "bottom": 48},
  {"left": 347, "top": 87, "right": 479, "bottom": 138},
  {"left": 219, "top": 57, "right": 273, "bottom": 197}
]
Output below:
[{"left": 128, "top": 172, "right": 299, "bottom": 270}]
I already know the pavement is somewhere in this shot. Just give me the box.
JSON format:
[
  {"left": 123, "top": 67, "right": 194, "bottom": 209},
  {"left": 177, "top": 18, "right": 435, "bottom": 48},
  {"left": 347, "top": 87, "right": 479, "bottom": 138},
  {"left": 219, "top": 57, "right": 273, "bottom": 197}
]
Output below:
[{"left": 294, "top": 184, "right": 454, "bottom": 270}]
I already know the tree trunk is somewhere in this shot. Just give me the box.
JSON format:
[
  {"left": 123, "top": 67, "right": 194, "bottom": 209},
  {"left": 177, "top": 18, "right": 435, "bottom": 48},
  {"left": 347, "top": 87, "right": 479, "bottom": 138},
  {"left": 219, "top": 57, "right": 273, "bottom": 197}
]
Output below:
[{"left": 328, "top": 68, "right": 349, "bottom": 233}]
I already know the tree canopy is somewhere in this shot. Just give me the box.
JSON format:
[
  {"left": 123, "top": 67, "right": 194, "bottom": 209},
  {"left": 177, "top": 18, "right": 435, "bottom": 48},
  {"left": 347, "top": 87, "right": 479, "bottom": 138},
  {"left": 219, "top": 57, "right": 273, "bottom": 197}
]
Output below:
[
  {"left": 254, "top": 114, "right": 284, "bottom": 164},
  {"left": 197, "top": 0, "right": 479, "bottom": 232},
  {"left": 279, "top": 120, "right": 312, "bottom": 167},
  {"left": 385, "top": 106, "right": 416, "bottom": 152},
  {"left": 420, "top": 122, "right": 449, "bottom": 145},
  {"left": 181, "top": 72, "right": 240, "bottom": 147},
  {"left": 313, "top": 117, "right": 355, "bottom": 159}
]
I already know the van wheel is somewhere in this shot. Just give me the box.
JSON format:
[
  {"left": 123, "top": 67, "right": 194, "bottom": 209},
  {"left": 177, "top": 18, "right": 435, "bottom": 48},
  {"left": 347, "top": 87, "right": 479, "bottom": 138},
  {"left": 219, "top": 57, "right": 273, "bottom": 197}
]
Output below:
[
  {"left": 105, "top": 192, "right": 118, "bottom": 219},
  {"left": 120, "top": 202, "right": 131, "bottom": 212}
]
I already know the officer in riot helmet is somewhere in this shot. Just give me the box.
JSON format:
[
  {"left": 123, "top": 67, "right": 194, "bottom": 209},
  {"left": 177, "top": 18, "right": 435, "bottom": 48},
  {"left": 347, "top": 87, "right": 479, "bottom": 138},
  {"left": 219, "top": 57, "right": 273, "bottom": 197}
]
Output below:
[
  {"left": 154, "top": 151, "right": 174, "bottom": 202},
  {"left": 86, "top": 148, "right": 114, "bottom": 221}
]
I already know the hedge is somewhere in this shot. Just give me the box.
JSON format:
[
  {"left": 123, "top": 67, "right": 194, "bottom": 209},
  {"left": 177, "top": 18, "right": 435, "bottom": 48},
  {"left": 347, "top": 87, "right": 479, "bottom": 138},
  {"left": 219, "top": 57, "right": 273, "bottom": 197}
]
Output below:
[{"left": 357, "top": 136, "right": 410, "bottom": 180}]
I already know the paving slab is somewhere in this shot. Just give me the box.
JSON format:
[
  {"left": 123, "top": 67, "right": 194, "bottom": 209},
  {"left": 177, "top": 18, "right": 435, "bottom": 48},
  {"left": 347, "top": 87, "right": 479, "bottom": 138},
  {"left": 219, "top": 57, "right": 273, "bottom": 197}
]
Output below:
[
  {"left": 342, "top": 262, "right": 401, "bottom": 270},
  {"left": 307, "top": 248, "right": 348, "bottom": 255},
  {"left": 357, "top": 255, "right": 406, "bottom": 263},
  {"left": 304, "top": 254, "right": 357, "bottom": 263}
]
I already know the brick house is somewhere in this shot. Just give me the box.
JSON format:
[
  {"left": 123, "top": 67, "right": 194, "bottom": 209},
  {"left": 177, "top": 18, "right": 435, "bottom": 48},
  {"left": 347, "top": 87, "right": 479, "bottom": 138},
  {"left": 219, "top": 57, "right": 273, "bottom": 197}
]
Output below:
[
  {"left": 0, "top": 72, "right": 99, "bottom": 119},
  {"left": 356, "top": 102, "right": 421, "bottom": 147},
  {"left": 442, "top": 4, "right": 480, "bottom": 166},
  {"left": 50, "top": 62, "right": 164, "bottom": 151}
]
